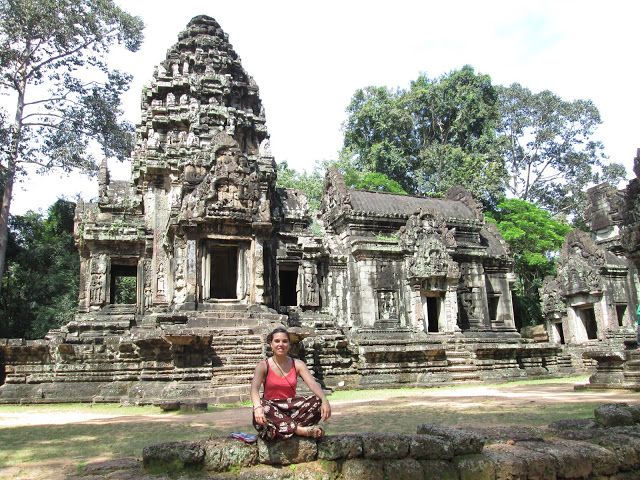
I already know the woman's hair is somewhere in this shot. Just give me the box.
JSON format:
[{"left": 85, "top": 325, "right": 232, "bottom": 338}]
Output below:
[{"left": 267, "top": 327, "right": 290, "bottom": 343}]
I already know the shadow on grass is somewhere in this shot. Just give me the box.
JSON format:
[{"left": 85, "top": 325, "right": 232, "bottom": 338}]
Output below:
[{"left": 0, "top": 419, "right": 253, "bottom": 468}]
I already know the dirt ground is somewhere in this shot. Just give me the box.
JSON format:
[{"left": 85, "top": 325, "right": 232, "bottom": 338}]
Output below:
[{"left": 0, "top": 381, "right": 638, "bottom": 479}]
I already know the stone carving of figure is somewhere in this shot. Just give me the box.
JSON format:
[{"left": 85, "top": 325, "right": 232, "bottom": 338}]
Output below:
[
  {"left": 166, "top": 92, "right": 175, "bottom": 107},
  {"left": 259, "top": 138, "right": 272, "bottom": 157},
  {"left": 157, "top": 261, "right": 166, "bottom": 298},
  {"left": 186, "top": 132, "right": 199, "bottom": 148},
  {"left": 183, "top": 60, "right": 189, "bottom": 74},
  {"left": 147, "top": 129, "right": 159, "bottom": 149},
  {"left": 378, "top": 291, "right": 398, "bottom": 320},
  {"left": 179, "top": 94, "right": 189, "bottom": 106},
  {"left": 178, "top": 131, "right": 188, "bottom": 145},
  {"left": 89, "top": 255, "right": 108, "bottom": 304},
  {"left": 172, "top": 62, "right": 180, "bottom": 77}
]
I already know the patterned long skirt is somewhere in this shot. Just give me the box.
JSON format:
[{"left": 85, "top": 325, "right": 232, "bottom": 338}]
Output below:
[{"left": 253, "top": 394, "right": 322, "bottom": 441}]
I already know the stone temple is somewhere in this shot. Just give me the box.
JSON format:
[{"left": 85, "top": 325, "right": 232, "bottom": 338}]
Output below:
[{"left": 0, "top": 16, "right": 637, "bottom": 403}]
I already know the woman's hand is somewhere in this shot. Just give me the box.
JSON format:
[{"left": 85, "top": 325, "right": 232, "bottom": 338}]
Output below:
[
  {"left": 254, "top": 406, "right": 266, "bottom": 426},
  {"left": 320, "top": 399, "right": 331, "bottom": 421}
]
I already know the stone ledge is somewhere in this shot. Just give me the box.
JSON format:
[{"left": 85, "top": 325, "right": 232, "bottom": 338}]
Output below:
[{"left": 141, "top": 412, "right": 640, "bottom": 479}]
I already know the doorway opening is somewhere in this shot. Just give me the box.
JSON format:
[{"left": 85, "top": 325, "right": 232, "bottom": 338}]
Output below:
[
  {"left": 110, "top": 264, "right": 137, "bottom": 304},
  {"left": 616, "top": 304, "right": 627, "bottom": 327},
  {"left": 422, "top": 292, "right": 444, "bottom": 333},
  {"left": 488, "top": 296, "right": 500, "bottom": 321},
  {"left": 210, "top": 246, "right": 238, "bottom": 299},
  {"left": 552, "top": 322, "right": 565, "bottom": 344},
  {"left": 578, "top": 306, "right": 598, "bottom": 340},
  {"left": 279, "top": 266, "right": 298, "bottom": 307}
]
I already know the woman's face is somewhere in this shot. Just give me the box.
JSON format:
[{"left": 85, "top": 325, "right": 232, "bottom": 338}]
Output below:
[{"left": 270, "top": 332, "right": 290, "bottom": 355}]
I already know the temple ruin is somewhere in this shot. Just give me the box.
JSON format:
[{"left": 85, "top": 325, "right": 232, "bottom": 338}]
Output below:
[{"left": 0, "top": 16, "right": 637, "bottom": 403}]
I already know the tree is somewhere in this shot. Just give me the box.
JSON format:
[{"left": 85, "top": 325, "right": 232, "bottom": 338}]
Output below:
[
  {"left": 497, "top": 83, "right": 627, "bottom": 220},
  {"left": 0, "top": 0, "right": 144, "bottom": 291},
  {"left": 487, "top": 199, "right": 571, "bottom": 328},
  {"left": 276, "top": 161, "right": 325, "bottom": 213},
  {"left": 0, "top": 199, "right": 79, "bottom": 339},
  {"left": 342, "top": 66, "right": 507, "bottom": 207}
]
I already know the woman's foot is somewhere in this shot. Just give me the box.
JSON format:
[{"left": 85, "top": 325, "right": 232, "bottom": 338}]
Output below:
[{"left": 297, "top": 425, "right": 324, "bottom": 438}]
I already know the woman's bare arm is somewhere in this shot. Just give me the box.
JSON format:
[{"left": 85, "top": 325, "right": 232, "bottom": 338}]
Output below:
[{"left": 250, "top": 360, "right": 268, "bottom": 425}]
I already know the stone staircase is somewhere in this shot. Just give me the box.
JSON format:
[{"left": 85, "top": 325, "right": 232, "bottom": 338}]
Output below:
[{"left": 445, "top": 349, "right": 481, "bottom": 382}]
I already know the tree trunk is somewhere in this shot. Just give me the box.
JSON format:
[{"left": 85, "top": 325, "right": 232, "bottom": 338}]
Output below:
[{"left": 0, "top": 85, "right": 25, "bottom": 293}]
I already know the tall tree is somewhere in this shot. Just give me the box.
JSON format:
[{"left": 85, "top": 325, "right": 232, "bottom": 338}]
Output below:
[
  {"left": 0, "top": 199, "right": 78, "bottom": 339},
  {"left": 498, "top": 83, "right": 627, "bottom": 220},
  {"left": 487, "top": 199, "right": 571, "bottom": 328},
  {"left": 342, "top": 66, "right": 507, "bottom": 207},
  {"left": 0, "top": 0, "right": 144, "bottom": 291}
]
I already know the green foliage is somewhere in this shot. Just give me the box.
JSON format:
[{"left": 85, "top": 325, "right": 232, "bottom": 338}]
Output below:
[
  {"left": 0, "top": 0, "right": 144, "bottom": 289},
  {"left": 276, "top": 161, "right": 324, "bottom": 213},
  {"left": 113, "top": 276, "right": 136, "bottom": 304},
  {"left": 488, "top": 199, "right": 571, "bottom": 327},
  {"left": 0, "top": 199, "right": 79, "bottom": 338},
  {"left": 498, "top": 83, "right": 627, "bottom": 221},
  {"left": 342, "top": 65, "right": 507, "bottom": 207}
]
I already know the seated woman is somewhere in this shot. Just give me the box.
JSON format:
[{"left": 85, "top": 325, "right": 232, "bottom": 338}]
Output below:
[{"left": 251, "top": 327, "right": 331, "bottom": 440}]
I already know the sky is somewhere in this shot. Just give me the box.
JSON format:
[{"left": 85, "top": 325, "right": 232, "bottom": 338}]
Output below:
[{"left": 10, "top": 0, "right": 640, "bottom": 214}]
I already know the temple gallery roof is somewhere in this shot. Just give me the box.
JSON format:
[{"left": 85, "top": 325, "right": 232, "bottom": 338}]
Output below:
[{"left": 348, "top": 190, "right": 477, "bottom": 220}]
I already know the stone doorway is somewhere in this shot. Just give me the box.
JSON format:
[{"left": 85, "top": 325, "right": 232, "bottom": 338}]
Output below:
[
  {"left": 279, "top": 266, "right": 298, "bottom": 307},
  {"left": 422, "top": 292, "right": 444, "bottom": 333},
  {"left": 110, "top": 264, "right": 137, "bottom": 304},
  {"left": 551, "top": 322, "right": 565, "bottom": 344},
  {"left": 577, "top": 306, "right": 598, "bottom": 340},
  {"left": 616, "top": 304, "right": 627, "bottom": 327},
  {"left": 0, "top": 349, "right": 4, "bottom": 386},
  {"left": 210, "top": 246, "right": 238, "bottom": 299}
]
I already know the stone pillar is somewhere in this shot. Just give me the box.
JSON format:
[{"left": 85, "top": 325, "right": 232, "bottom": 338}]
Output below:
[
  {"left": 253, "top": 237, "right": 265, "bottom": 304},
  {"left": 186, "top": 239, "right": 197, "bottom": 305},
  {"left": 444, "top": 285, "right": 459, "bottom": 333},
  {"left": 411, "top": 285, "right": 425, "bottom": 332}
]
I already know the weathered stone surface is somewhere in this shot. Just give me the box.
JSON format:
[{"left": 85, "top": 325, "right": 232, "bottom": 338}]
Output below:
[
  {"left": 419, "top": 460, "right": 459, "bottom": 480},
  {"left": 589, "top": 431, "right": 640, "bottom": 471},
  {"left": 453, "top": 454, "right": 495, "bottom": 480},
  {"left": 483, "top": 444, "right": 528, "bottom": 480},
  {"left": 340, "top": 458, "right": 384, "bottom": 480},
  {"left": 317, "top": 434, "right": 363, "bottom": 460},
  {"left": 235, "top": 461, "right": 337, "bottom": 480},
  {"left": 142, "top": 441, "right": 204, "bottom": 472},
  {"left": 416, "top": 424, "right": 484, "bottom": 455},
  {"left": 519, "top": 439, "right": 593, "bottom": 479},
  {"left": 556, "top": 439, "right": 619, "bottom": 476},
  {"left": 156, "top": 401, "right": 180, "bottom": 412},
  {"left": 383, "top": 458, "right": 423, "bottom": 480},
  {"left": 595, "top": 403, "right": 637, "bottom": 427},
  {"left": 361, "top": 433, "right": 410, "bottom": 459},
  {"left": 180, "top": 401, "right": 208, "bottom": 413},
  {"left": 236, "top": 464, "right": 294, "bottom": 480},
  {"left": 257, "top": 437, "right": 317, "bottom": 465},
  {"left": 408, "top": 434, "right": 453, "bottom": 460},
  {"left": 203, "top": 437, "right": 258, "bottom": 472}
]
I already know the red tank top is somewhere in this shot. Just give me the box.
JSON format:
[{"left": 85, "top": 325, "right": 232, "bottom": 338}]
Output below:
[{"left": 263, "top": 358, "right": 297, "bottom": 400}]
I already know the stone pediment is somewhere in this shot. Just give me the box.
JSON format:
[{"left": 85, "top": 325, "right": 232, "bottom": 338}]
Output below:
[
  {"left": 556, "top": 230, "right": 605, "bottom": 296},
  {"left": 400, "top": 211, "right": 459, "bottom": 281}
]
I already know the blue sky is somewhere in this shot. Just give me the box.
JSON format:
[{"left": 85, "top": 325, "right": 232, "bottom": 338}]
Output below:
[{"left": 10, "top": 0, "right": 640, "bottom": 213}]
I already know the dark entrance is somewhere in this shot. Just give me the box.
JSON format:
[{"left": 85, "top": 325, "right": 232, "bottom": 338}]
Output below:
[
  {"left": 579, "top": 306, "right": 598, "bottom": 340},
  {"left": 555, "top": 322, "right": 565, "bottom": 344},
  {"left": 211, "top": 246, "right": 238, "bottom": 299},
  {"left": 0, "top": 349, "right": 5, "bottom": 386},
  {"left": 110, "top": 264, "right": 137, "bottom": 304},
  {"left": 279, "top": 267, "right": 298, "bottom": 306},
  {"left": 616, "top": 305, "right": 627, "bottom": 327},
  {"left": 426, "top": 297, "right": 440, "bottom": 333},
  {"left": 488, "top": 296, "right": 499, "bottom": 321}
]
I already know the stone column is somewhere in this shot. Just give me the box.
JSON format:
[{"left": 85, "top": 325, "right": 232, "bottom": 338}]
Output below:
[
  {"left": 444, "top": 285, "right": 459, "bottom": 333},
  {"left": 253, "top": 237, "right": 265, "bottom": 304},
  {"left": 185, "top": 239, "right": 197, "bottom": 305},
  {"left": 411, "top": 284, "right": 425, "bottom": 332}
]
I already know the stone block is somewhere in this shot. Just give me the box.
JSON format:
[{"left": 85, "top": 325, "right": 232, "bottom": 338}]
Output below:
[
  {"left": 383, "top": 458, "right": 423, "bottom": 480},
  {"left": 595, "top": 403, "right": 636, "bottom": 427},
  {"left": 235, "top": 461, "right": 337, "bottom": 480},
  {"left": 317, "top": 434, "right": 363, "bottom": 460},
  {"left": 419, "top": 460, "right": 459, "bottom": 480},
  {"left": 556, "top": 439, "right": 618, "bottom": 476},
  {"left": 591, "top": 431, "right": 640, "bottom": 471},
  {"left": 257, "top": 437, "right": 317, "bottom": 465},
  {"left": 408, "top": 434, "right": 453, "bottom": 460},
  {"left": 204, "top": 437, "right": 258, "bottom": 472},
  {"left": 339, "top": 458, "right": 384, "bottom": 480},
  {"left": 416, "top": 424, "right": 484, "bottom": 455},
  {"left": 627, "top": 404, "right": 640, "bottom": 423},
  {"left": 361, "top": 433, "right": 410, "bottom": 459},
  {"left": 453, "top": 454, "right": 495, "bottom": 480},
  {"left": 519, "top": 439, "right": 593, "bottom": 479},
  {"left": 180, "top": 401, "right": 208, "bottom": 412},
  {"left": 142, "top": 440, "right": 204, "bottom": 473},
  {"left": 482, "top": 444, "right": 528, "bottom": 480},
  {"left": 236, "top": 464, "right": 294, "bottom": 479}
]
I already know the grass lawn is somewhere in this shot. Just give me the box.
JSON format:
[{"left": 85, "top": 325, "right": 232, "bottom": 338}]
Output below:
[{"left": 0, "top": 375, "right": 628, "bottom": 478}]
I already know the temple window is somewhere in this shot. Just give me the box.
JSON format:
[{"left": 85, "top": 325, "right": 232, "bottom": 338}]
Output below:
[{"left": 110, "top": 264, "right": 137, "bottom": 304}]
